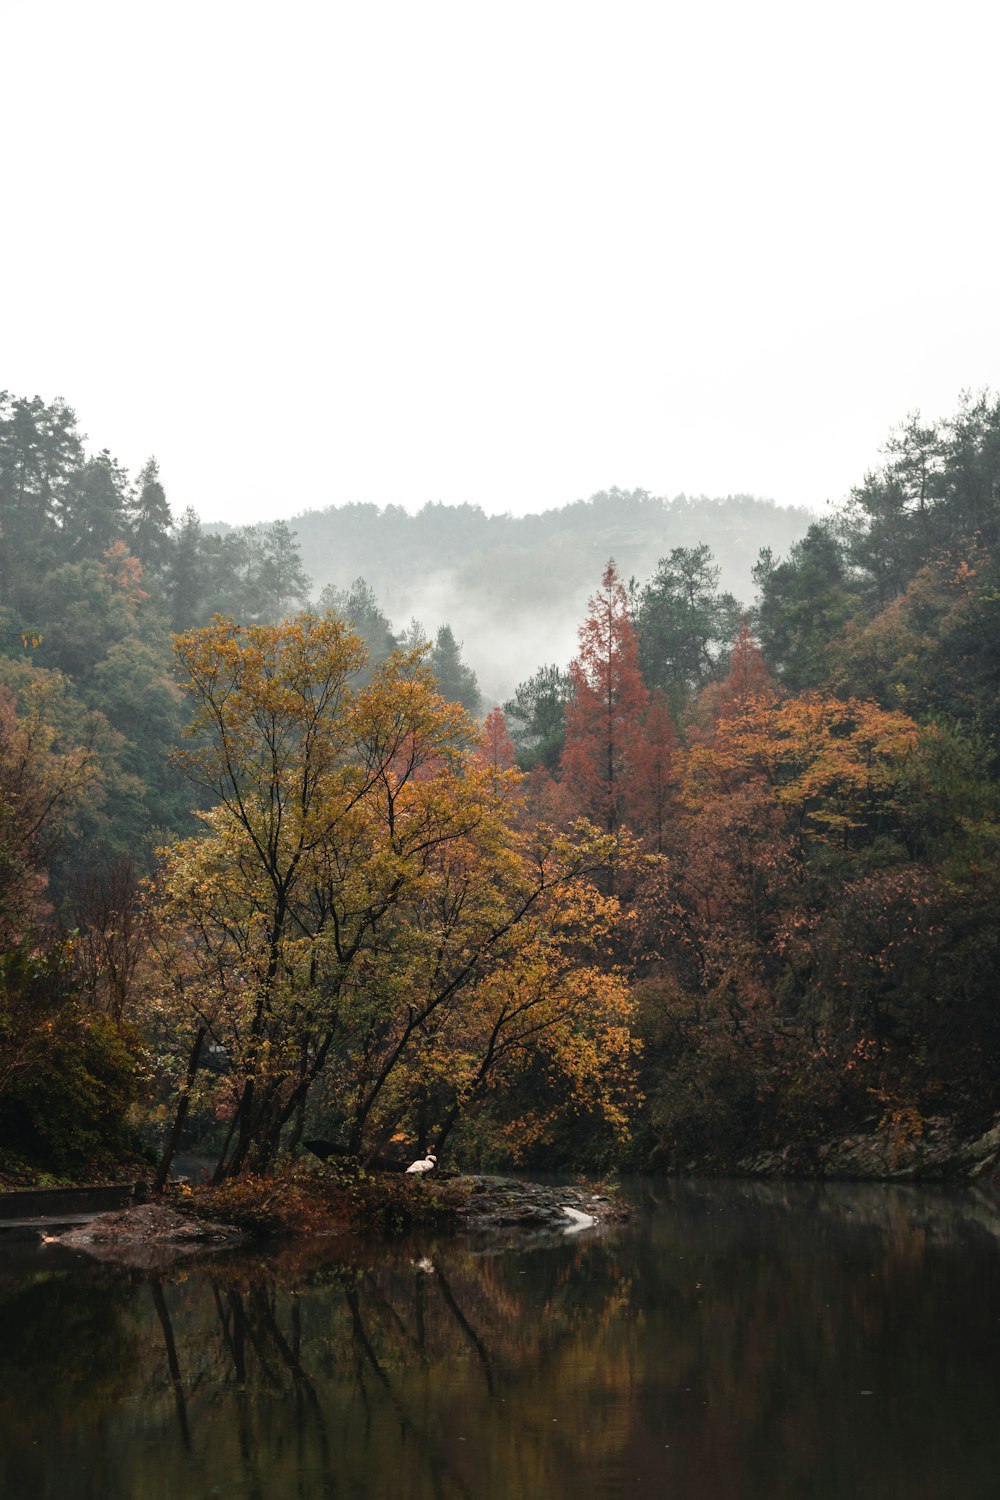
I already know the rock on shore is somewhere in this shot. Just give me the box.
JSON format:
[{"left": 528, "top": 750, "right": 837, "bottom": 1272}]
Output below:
[
  {"left": 51, "top": 1204, "right": 242, "bottom": 1267},
  {"left": 732, "top": 1114, "right": 1000, "bottom": 1181},
  {"left": 455, "top": 1175, "right": 627, "bottom": 1232}
]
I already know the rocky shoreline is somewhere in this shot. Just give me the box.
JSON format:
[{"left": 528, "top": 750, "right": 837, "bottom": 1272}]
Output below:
[
  {"left": 729, "top": 1114, "right": 1000, "bottom": 1182},
  {"left": 455, "top": 1175, "right": 628, "bottom": 1232},
  {"left": 34, "top": 1174, "right": 627, "bottom": 1265}
]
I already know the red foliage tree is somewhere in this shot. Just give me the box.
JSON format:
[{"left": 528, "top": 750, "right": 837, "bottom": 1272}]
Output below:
[
  {"left": 691, "top": 621, "right": 778, "bottom": 741},
  {"left": 625, "top": 688, "right": 678, "bottom": 851},
  {"left": 561, "top": 561, "right": 649, "bottom": 832},
  {"left": 477, "top": 706, "right": 516, "bottom": 773}
]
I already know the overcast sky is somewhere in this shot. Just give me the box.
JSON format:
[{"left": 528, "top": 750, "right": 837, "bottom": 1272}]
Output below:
[{"left": 4, "top": 0, "right": 998, "bottom": 527}]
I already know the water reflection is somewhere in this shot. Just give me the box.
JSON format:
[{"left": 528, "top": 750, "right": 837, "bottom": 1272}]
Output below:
[{"left": 3, "top": 1179, "right": 1000, "bottom": 1499}]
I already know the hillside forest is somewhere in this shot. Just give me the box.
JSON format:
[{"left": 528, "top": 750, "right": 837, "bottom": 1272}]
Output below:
[{"left": 1, "top": 388, "right": 999, "bottom": 1184}]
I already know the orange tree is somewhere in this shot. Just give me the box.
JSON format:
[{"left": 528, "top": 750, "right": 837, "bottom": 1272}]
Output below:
[
  {"left": 561, "top": 561, "right": 649, "bottom": 833},
  {"left": 639, "top": 690, "right": 942, "bottom": 1164},
  {"left": 154, "top": 614, "right": 632, "bottom": 1180}
]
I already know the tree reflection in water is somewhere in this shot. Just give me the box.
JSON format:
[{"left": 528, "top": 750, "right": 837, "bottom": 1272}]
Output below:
[{"left": 3, "top": 1180, "right": 1000, "bottom": 1499}]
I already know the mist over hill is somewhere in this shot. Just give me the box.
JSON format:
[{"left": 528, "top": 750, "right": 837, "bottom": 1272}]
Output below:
[{"left": 223, "top": 489, "right": 815, "bottom": 704}]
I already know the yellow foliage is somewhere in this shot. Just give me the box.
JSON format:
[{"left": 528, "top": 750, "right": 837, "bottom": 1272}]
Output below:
[{"left": 156, "top": 614, "right": 629, "bottom": 1174}]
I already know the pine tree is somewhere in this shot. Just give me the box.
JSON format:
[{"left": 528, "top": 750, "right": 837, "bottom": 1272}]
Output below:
[
  {"left": 502, "top": 664, "right": 570, "bottom": 770},
  {"left": 61, "top": 449, "right": 130, "bottom": 559},
  {"left": 168, "top": 507, "right": 204, "bottom": 630},
  {"left": 128, "top": 457, "right": 173, "bottom": 576},
  {"left": 318, "top": 577, "right": 398, "bottom": 670},
  {"left": 0, "top": 393, "right": 84, "bottom": 607},
  {"left": 429, "top": 624, "right": 482, "bottom": 714}
]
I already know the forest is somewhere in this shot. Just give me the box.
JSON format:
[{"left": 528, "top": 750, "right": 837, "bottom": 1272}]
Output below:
[{"left": 1, "top": 388, "right": 999, "bottom": 1185}]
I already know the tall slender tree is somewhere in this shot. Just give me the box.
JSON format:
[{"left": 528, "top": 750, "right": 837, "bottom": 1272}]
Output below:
[
  {"left": 127, "top": 457, "right": 173, "bottom": 577},
  {"left": 0, "top": 393, "right": 84, "bottom": 608},
  {"left": 625, "top": 688, "right": 678, "bottom": 852},
  {"left": 561, "top": 561, "right": 649, "bottom": 833}
]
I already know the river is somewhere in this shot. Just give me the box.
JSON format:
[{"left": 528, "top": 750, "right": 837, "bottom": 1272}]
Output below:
[{"left": 2, "top": 1177, "right": 999, "bottom": 1499}]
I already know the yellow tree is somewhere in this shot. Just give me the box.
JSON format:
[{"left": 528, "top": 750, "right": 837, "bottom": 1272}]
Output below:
[
  {"left": 685, "top": 693, "right": 920, "bottom": 852},
  {"left": 157, "top": 614, "right": 630, "bottom": 1178}
]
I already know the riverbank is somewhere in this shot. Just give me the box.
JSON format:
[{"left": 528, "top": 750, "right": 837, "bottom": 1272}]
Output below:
[
  {"left": 726, "top": 1112, "right": 1000, "bottom": 1181},
  {"left": 28, "top": 1168, "right": 629, "bottom": 1264}
]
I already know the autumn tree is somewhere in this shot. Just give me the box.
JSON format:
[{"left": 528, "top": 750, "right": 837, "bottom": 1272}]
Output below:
[
  {"left": 691, "top": 622, "right": 778, "bottom": 735},
  {"left": 0, "top": 684, "right": 142, "bottom": 1181},
  {"left": 624, "top": 689, "right": 678, "bottom": 852},
  {"left": 155, "top": 613, "right": 631, "bottom": 1180},
  {"left": 0, "top": 680, "right": 99, "bottom": 942},
  {"left": 637, "top": 688, "right": 966, "bottom": 1167},
  {"left": 561, "top": 561, "right": 649, "bottom": 833},
  {"left": 476, "top": 706, "right": 516, "bottom": 777}
]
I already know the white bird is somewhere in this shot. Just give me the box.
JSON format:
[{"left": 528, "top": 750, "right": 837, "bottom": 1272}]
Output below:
[
  {"left": 405, "top": 1153, "right": 437, "bottom": 1175},
  {"left": 561, "top": 1206, "right": 596, "bottom": 1233}
]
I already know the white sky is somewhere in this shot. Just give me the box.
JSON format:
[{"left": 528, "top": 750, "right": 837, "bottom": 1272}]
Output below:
[{"left": 4, "top": 0, "right": 998, "bottom": 525}]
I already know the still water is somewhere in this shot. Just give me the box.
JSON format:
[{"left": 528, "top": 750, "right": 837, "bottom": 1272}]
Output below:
[{"left": 2, "top": 1178, "right": 1000, "bottom": 1500}]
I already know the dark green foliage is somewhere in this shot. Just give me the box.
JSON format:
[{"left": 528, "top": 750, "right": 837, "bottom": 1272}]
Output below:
[
  {"left": 502, "top": 663, "right": 570, "bottom": 769},
  {"left": 5, "top": 381, "right": 1000, "bottom": 1184},
  {"left": 635, "top": 543, "right": 743, "bottom": 713},
  {"left": 843, "top": 393, "right": 1000, "bottom": 609},
  {"left": 0, "top": 392, "right": 84, "bottom": 611},
  {"left": 753, "top": 523, "right": 861, "bottom": 689},
  {"left": 0, "top": 945, "right": 140, "bottom": 1180},
  {"left": 429, "top": 623, "right": 482, "bottom": 713},
  {"left": 168, "top": 506, "right": 204, "bottom": 629},
  {"left": 60, "top": 449, "right": 130, "bottom": 559},
  {"left": 248, "top": 520, "right": 313, "bottom": 621},
  {"left": 127, "top": 457, "right": 173, "bottom": 575},
  {"left": 168, "top": 518, "right": 312, "bottom": 629}
]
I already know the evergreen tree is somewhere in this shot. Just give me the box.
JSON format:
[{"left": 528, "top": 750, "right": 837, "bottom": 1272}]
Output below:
[
  {"left": 317, "top": 577, "right": 398, "bottom": 669},
  {"left": 168, "top": 507, "right": 204, "bottom": 630},
  {"left": 60, "top": 449, "right": 130, "bottom": 559},
  {"left": 753, "top": 523, "right": 861, "bottom": 690},
  {"left": 127, "top": 457, "right": 173, "bottom": 577},
  {"left": 245, "top": 521, "right": 312, "bottom": 622},
  {"left": 429, "top": 624, "right": 482, "bottom": 714},
  {"left": 635, "top": 543, "right": 742, "bottom": 713},
  {"left": 503, "top": 663, "right": 570, "bottom": 770},
  {"left": 0, "top": 393, "right": 84, "bottom": 609}
]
